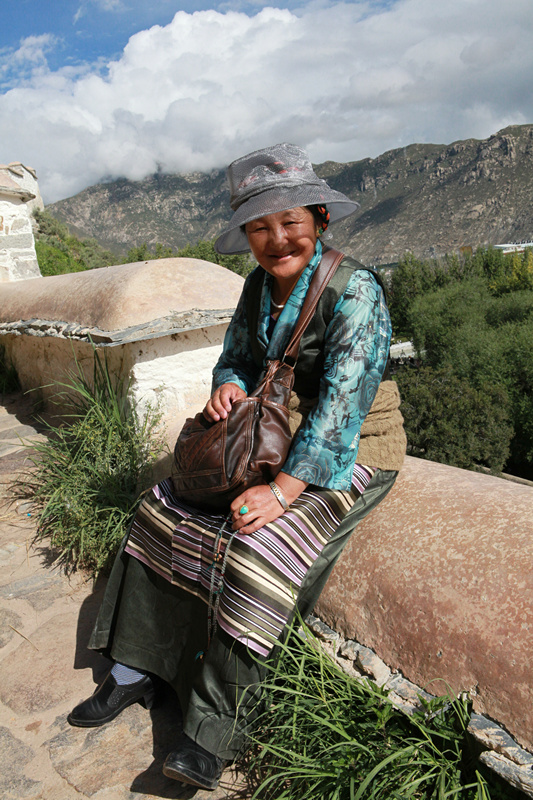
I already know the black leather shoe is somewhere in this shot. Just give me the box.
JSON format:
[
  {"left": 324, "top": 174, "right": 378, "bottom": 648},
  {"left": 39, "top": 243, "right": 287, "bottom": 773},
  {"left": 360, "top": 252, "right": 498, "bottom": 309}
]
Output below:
[
  {"left": 67, "top": 671, "right": 155, "bottom": 727},
  {"left": 162, "top": 734, "right": 228, "bottom": 790}
]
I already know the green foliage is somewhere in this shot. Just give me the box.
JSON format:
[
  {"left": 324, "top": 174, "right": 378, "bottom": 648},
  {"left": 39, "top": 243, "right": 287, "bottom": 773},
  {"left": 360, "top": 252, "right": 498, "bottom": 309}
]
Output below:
[
  {"left": 124, "top": 238, "right": 254, "bottom": 277},
  {"left": 387, "top": 247, "right": 532, "bottom": 337},
  {"left": 403, "top": 282, "right": 533, "bottom": 472},
  {"left": 394, "top": 364, "right": 512, "bottom": 473},
  {"left": 388, "top": 248, "right": 533, "bottom": 475},
  {"left": 245, "top": 622, "right": 516, "bottom": 800},
  {"left": 35, "top": 240, "right": 87, "bottom": 276},
  {"left": 490, "top": 248, "right": 533, "bottom": 295},
  {"left": 388, "top": 252, "right": 438, "bottom": 336},
  {"left": 176, "top": 239, "right": 254, "bottom": 277},
  {"left": 35, "top": 210, "right": 253, "bottom": 277},
  {"left": 33, "top": 209, "right": 116, "bottom": 276},
  {"left": 0, "top": 343, "right": 20, "bottom": 394},
  {"left": 407, "top": 279, "right": 493, "bottom": 369},
  {"left": 18, "top": 350, "right": 163, "bottom": 574},
  {"left": 124, "top": 242, "right": 168, "bottom": 262}
]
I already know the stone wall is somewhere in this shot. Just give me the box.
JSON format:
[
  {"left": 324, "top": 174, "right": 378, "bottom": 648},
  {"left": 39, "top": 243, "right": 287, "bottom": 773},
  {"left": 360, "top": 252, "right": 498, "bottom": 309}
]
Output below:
[
  {"left": 316, "top": 456, "right": 533, "bottom": 754},
  {"left": 0, "top": 257, "right": 244, "bottom": 447},
  {"left": 307, "top": 614, "right": 533, "bottom": 797},
  {"left": 0, "top": 163, "right": 43, "bottom": 282}
]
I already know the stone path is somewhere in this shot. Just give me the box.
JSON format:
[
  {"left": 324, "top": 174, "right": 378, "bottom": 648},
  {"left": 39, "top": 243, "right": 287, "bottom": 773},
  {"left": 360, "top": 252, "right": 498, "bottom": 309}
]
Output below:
[{"left": 0, "top": 393, "right": 246, "bottom": 800}]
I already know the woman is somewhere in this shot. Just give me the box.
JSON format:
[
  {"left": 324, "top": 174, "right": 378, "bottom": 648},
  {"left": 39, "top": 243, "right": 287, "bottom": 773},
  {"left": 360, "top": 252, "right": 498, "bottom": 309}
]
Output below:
[{"left": 68, "top": 143, "right": 406, "bottom": 791}]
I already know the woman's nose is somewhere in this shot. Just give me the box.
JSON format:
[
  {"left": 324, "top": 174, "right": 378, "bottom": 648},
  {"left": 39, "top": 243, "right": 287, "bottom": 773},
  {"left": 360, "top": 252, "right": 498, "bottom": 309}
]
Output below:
[{"left": 268, "top": 225, "right": 287, "bottom": 247}]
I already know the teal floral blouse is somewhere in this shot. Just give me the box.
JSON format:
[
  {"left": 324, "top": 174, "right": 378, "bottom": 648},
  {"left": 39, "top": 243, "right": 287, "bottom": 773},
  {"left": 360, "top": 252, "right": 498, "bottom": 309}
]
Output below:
[{"left": 212, "top": 241, "right": 392, "bottom": 490}]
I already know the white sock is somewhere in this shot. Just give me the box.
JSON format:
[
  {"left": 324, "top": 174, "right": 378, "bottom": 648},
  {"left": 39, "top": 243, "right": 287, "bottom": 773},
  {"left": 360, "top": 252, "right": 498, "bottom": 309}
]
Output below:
[{"left": 111, "top": 662, "right": 146, "bottom": 685}]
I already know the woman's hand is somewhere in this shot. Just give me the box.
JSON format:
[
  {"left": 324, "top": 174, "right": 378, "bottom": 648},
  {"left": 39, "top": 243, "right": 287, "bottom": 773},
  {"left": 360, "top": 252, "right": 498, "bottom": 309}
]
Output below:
[
  {"left": 231, "top": 473, "right": 308, "bottom": 535},
  {"left": 203, "top": 382, "right": 247, "bottom": 422}
]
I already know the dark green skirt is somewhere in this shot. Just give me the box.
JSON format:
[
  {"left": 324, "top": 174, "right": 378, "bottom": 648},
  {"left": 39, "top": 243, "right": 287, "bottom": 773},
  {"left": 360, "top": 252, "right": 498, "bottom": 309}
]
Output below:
[{"left": 89, "top": 469, "right": 397, "bottom": 759}]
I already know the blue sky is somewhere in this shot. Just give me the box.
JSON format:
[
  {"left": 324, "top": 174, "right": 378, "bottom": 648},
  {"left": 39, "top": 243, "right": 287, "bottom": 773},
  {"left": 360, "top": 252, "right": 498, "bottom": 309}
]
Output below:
[
  {"left": 2, "top": 0, "right": 532, "bottom": 203},
  {"left": 3, "top": 1, "right": 214, "bottom": 68},
  {"left": 2, "top": 0, "right": 315, "bottom": 74}
]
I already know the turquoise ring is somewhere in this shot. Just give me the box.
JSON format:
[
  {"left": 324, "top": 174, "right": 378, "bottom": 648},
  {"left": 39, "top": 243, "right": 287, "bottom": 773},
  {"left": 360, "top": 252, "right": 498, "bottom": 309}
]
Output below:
[{"left": 239, "top": 505, "right": 249, "bottom": 515}]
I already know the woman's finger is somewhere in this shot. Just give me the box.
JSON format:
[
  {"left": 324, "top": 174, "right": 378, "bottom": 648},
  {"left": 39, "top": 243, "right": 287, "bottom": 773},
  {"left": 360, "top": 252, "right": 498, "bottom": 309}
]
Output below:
[
  {"left": 233, "top": 514, "right": 265, "bottom": 535},
  {"left": 202, "top": 398, "right": 219, "bottom": 422}
]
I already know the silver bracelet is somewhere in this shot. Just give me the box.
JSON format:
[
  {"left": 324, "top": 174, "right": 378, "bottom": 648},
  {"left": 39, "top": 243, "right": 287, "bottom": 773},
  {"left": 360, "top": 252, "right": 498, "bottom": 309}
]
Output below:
[{"left": 269, "top": 481, "right": 289, "bottom": 511}]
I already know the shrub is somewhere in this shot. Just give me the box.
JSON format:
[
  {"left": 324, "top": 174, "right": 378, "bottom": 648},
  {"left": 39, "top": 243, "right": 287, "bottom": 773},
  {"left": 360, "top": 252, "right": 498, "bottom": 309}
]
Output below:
[
  {"left": 394, "top": 364, "right": 512, "bottom": 473},
  {"left": 35, "top": 240, "right": 87, "bottom": 276},
  {"left": 245, "top": 621, "right": 516, "bottom": 799},
  {"left": 34, "top": 209, "right": 116, "bottom": 276},
  {"left": 19, "top": 351, "right": 163, "bottom": 574},
  {"left": 404, "top": 284, "right": 533, "bottom": 474},
  {"left": 124, "top": 238, "right": 254, "bottom": 277}
]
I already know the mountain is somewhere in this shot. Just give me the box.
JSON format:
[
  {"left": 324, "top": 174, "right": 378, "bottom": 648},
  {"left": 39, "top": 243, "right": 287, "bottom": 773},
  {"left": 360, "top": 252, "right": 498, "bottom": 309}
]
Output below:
[{"left": 48, "top": 124, "right": 533, "bottom": 264}]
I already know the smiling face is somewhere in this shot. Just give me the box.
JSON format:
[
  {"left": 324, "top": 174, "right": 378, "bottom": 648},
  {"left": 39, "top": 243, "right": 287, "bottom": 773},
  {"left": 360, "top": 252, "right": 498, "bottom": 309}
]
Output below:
[{"left": 244, "top": 206, "right": 318, "bottom": 283}]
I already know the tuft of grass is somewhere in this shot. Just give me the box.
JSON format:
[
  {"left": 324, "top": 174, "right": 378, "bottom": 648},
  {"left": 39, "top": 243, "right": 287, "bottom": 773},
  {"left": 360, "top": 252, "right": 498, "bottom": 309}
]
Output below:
[
  {"left": 244, "top": 622, "right": 519, "bottom": 800},
  {"left": 17, "top": 349, "right": 163, "bottom": 574},
  {"left": 0, "top": 343, "right": 20, "bottom": 394}
]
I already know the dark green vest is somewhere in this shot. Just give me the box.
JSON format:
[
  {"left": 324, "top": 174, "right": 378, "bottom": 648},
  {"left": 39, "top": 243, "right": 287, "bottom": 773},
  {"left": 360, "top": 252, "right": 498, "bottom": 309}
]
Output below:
[{"left": 246, "top": 252, "right": 388, "bottom": 399}]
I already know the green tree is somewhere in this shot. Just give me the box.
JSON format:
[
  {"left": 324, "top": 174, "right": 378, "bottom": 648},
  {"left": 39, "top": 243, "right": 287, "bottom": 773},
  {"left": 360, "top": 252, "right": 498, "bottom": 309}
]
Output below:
[
  {"left": 387, "top": 246, "right": 525, "bottom": 340},
  {"left": 408, "top": 278, "right": 493, "bottom": 370},
  {"left": 490, "top": 248, "right": 533, "bottom": 295},
  {"left": 404, "top": 279, "right": 533, "bottom": 476},
  {"left": 176, "top": 239, "right": 254, "bottom": 277},
  {"left": 124, "top": 238, "right": 254, "bottom": 277},
  {"left": 124, "top": 242, "right": 154, "bottom": 262},
  {"left": 388, "top": 252, "right": 439, "bottom": 335},
  {"left": 33, "top": 209, "right": 116, "bottom": 276},
  {"left": 394, "top": 364, "right": 512, "bottom": 473}
]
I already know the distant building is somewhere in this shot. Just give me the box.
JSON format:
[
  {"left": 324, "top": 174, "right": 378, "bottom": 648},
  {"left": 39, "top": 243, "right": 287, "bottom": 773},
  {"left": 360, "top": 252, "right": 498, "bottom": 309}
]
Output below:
[
  {"left": 0, "top": 162, "right": 43, "bottom": 282},
  {"left": 494, "top": 241, "right": 533, "bottom": 255}
]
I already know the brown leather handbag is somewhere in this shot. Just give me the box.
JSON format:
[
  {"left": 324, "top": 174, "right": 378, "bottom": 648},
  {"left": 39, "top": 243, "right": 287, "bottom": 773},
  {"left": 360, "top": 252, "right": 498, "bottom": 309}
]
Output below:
[{"left": 170, "top": 248, "right": 344, "bottom": 512}]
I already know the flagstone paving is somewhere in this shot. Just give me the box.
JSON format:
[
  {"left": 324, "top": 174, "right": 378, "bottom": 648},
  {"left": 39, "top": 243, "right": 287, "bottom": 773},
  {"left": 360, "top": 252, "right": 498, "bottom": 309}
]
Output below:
[{"left": 0, "top": 392, "right": 245, "bottom": 800}]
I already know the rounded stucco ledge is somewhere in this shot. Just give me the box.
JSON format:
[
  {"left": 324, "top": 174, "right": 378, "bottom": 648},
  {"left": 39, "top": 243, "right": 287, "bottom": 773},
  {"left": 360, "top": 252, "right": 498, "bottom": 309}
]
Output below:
[
  {"left": 0, "top": 257, "right": 244, "bottom": 331},
  {"left": 0, "top": 258, "right": 245, "bottom": 421},
  {"left": 315, "top": 455, "right": 533, "bottom": 753}
]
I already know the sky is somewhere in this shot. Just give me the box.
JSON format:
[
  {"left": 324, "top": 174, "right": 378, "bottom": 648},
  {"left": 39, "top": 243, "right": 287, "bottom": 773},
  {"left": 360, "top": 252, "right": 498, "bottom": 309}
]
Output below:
[{"left": 1, "top": 0, "right": 532, "bottom": 204}]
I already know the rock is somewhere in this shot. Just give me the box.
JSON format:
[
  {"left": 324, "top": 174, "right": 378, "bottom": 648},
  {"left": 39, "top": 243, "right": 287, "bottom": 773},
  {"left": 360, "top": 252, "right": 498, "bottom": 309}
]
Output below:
[
  {"left": 306, "top": 615, "right": 339, "bottom": 643},
  {"left": 46, "top": 123, "right": 533, "bottom": 264},
  {"left": 0, "top": 727, "right": 40, "bottom": 798},
  {"left": 385, "top": 673, "right": 434, "bottom": 707},
  {"left": 0, "top": 572, "right": 65, "bottom": 611},
  {"left": 354, "top": 644, "right": 391, "bottom": 687},
  {"left": 338, "top": 639, "right": 360, "bottom": 660},
  {"left": 479, "top": 751, "right": 533, "bottom": 796},
  {"left": 468, "top": 714, "right": 533, "bottom": 766},
  {"left": 48, "top": 708, "right": 158, "bottom": 797},
  {"left": 0, "top": 613, "right": 81, "bottom": 713},
  {"left": 0, "top": 607, "right": 23, "bottom": 647},
  {"left": 43, "top": 688, "right": 231, "bottom": 798}
]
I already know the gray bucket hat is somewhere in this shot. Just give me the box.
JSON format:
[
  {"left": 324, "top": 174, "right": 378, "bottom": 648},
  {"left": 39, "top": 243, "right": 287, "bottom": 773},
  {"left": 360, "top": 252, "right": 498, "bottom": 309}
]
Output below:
[{"left": 214, "top": 143, "right": 360, "bottom": 254}]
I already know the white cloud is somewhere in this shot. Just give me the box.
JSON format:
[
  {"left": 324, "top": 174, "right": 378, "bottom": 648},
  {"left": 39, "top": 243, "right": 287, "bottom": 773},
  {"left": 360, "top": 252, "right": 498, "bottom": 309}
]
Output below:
[
  {"left": 1, "top": 0, "right": 532, "bottom": 202},
  {"left": 74, "top": 0, "right": 124, "bottom": 21},
  {"left": 0, "top": 34, "right": 59, "bottom": 88}
]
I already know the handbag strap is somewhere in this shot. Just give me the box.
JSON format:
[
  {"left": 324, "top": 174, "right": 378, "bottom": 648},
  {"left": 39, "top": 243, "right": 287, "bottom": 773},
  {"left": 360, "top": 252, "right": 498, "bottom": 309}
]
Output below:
[{"left": 282, "top": 246, "right": 345, "bottom": 366}]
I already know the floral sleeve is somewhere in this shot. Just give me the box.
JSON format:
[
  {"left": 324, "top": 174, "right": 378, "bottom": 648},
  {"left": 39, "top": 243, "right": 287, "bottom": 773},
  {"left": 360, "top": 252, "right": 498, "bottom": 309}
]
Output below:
[{"left": 281, "top": 270, "right": 392, "bottom": 489}]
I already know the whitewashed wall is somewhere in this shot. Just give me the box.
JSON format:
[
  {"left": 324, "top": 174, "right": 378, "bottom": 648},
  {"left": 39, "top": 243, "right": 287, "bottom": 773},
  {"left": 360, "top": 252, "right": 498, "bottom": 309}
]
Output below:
[{"left": 0, "top": 191, "right": 41, "bottom": 282}]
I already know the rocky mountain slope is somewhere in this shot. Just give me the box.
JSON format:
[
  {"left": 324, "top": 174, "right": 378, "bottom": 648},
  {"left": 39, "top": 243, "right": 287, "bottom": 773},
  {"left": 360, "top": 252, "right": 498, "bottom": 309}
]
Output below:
[{"left": 48, "top": 124, "right": 533, "bottom": 264}]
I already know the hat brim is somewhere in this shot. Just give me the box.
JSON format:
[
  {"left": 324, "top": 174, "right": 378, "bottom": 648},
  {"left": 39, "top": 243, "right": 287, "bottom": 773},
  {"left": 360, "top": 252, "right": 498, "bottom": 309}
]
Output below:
[{"left": 214, "top": 185, "right": 360, "bottom": 254}]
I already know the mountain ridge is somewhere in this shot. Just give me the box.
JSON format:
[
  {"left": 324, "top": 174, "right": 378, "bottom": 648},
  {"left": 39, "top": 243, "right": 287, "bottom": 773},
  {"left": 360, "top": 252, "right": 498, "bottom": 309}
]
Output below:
[{"left": 48, "top": 124, "right": 533, "bottom": 264}]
